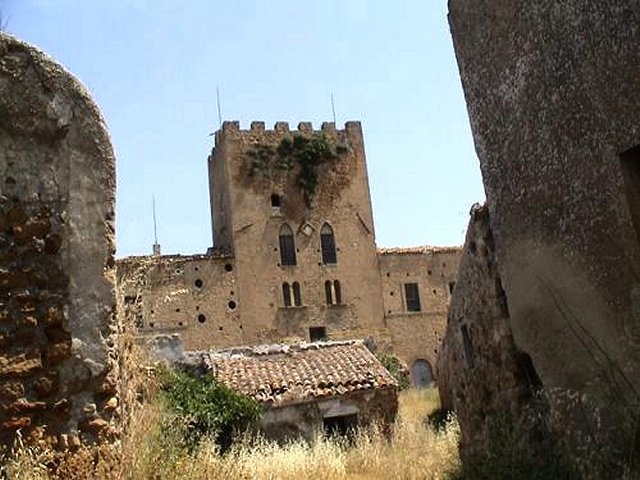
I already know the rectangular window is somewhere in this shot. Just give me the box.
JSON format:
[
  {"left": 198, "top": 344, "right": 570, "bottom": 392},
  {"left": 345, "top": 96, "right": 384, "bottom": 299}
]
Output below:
[
  {"left": 620, "top": 144, "right": 640, "bottom": 242},
  {"left": 279, "top": 234, "right": 297, "bottom": 266},
  {"left": 309, "top": 326, "right": 326, "bottom": 342},
  {"left": 404, "top": 283, "right": 421, "bottom": 312}
]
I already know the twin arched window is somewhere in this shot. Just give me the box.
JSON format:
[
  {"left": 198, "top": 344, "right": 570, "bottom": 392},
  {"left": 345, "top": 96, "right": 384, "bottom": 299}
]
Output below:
[
  {"left": 279, "top": 222, "right": 336, "bottom": 266},
  {"left": 282, "top": 281, "right": 302, "bottom": 307},
  {"left": 325, "top": 280, "right": 342, "bottom": 305}
]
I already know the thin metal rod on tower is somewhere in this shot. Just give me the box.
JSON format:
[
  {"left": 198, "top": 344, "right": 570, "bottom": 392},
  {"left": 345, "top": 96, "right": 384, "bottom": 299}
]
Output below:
[
  {"left": 216, "top": 86, "right": 223, "bottom": 130},
  {"left": 152, "top": 196, "right": 158, "bottom": 244},
  {"left": 330, "top": 93, "right": 337, "bottom": 124}
]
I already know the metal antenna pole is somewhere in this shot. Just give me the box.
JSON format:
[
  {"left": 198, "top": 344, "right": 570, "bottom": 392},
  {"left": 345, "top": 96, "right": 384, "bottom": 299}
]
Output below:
[
  {"left": 216, "top": 86, "right": 223, "bottom": 130},
  {"left": 331, "top": 93, "right": 337, "bottom": 124},
  {"left": 152, "top": 196, "right": 158, "bottom": 244}
]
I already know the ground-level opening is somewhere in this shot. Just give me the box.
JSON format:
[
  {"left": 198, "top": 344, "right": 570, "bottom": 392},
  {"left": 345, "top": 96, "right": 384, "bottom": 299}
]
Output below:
[
  {"left": 411, "top": 358, "right": 434, "bottom": 388},
  {"left": 323, "top": 413, "right": 358, "bottom": 438},
  {"left": 309, "top": 326, "right": 326, "bottom": 342}
]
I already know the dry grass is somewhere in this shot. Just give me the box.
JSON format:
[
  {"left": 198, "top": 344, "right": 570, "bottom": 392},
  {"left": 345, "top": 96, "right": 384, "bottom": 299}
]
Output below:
[{"left": 1, "top": 387, "right": 460, "bottom": 480}]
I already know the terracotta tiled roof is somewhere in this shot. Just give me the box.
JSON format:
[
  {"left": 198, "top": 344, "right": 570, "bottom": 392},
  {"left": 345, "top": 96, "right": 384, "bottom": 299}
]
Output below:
[
  {"left": 377, "top": 245, "right": 462, "bottom": 255},
  {"left": 207, "top": 340, "right": 397, "bottom": 406}
]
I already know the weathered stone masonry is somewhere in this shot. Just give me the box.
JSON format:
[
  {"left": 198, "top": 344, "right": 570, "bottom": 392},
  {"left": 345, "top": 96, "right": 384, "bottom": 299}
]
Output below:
[
  {"left": 0, "top": 33, "right": 118, "bottom": 448},
  {"left": 443, "top": 0, "right": 640, "bottom": 471}
]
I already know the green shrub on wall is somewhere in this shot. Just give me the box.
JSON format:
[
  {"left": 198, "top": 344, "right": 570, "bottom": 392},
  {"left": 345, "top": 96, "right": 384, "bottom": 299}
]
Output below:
[
  {"left": 159, "top": 368, "right": 260, "bottom": 451},
  {"left": 248, "top": 133, "right": 349, "bottom": 204}
]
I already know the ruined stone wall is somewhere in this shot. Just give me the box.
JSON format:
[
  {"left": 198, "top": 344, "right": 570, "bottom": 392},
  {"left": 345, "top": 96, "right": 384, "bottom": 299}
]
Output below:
[
  {"left": 0, "top": 33, "right": 118, "bottom": 447},
  {"left": 209, "top": 121, "right": 386, "bottom": 343},
  {"left": 448, "top": 0, "right": 640, "bottom": 469},
  {"left": 116, "top": 254, "right": 240, "bottom": 350},
  {"left": 438, "top": 206, "right": 542, "bottom": 456},
  {"left": 378, "top": 247, "right": 461, "bottom": 383}
]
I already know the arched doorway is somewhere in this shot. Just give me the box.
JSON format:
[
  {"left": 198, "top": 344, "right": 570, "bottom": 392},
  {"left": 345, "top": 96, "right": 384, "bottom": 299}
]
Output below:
[{"left": 411, "top": 359, "right": 434, "bottom": 388}]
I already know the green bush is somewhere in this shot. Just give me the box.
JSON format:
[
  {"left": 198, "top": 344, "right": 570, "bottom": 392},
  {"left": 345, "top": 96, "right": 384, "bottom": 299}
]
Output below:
[
  {"left": 376, "top": 352, "right": 411, "bottom": 391},
  {"left": 159, "top": 368, "right": 260, "bottom": 451}
]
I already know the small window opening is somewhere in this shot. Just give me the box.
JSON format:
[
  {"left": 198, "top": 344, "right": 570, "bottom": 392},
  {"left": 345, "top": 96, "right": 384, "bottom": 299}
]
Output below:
[
  {"left": 271, "top": 194, "right": 281, "bottom": 207},
  {"left": 194, "top": 266, "right": 199, "bottom": 272},
  {"left": 149, "top": 322, "right": 155, "bottom": 328},
  {"left": 320, "top": 223, "right": 337, "bottom": 264},
  {"left": 197, "top": 314, "right": 206, "bottom": 323},
  {"left": 194, "top": 279, "right": 203, "bottom": 288},
  {"left": 279, "top": 224, "right": 297, "bottom": 266},
  {"left": 619, "top": 144, "right": 640, "bottom": 242},
  {"left": 175, "top": 308, "right": 181, "bottom": 312},
  {"left": 282, "top": 282, "right": 292, "bottom": 307},
  {"left": 224, "top": 263, "right": 233, "bottom": 272},
  {"left": 461, "top": 325, "right": 474, "bottom": 368},
  {"left": 334, "top": 280, "right": 342, "bottom": 304},
  {"left": 228, "top": 300, "right": 237, "bottom": 310},
  {"left": 309, "top": 326, "right": 327, "bottom": 342},
  {"left": 325, "top": 280, "right": 333, "bottom": 305},
  {"left": 323, "top": 414, "right": 358, "bottom": 439},
  {"left": 219, "top": 326, "right": 224, "bottom": 331},
  {"left": 292, "top": 281, "right": 302, "bottom": 306},
  {"left": 448, "top": 282, "right": 456, "bottom": 294},
  {"left": 404, "top": 283, "right": 421, "bottom": 312}
]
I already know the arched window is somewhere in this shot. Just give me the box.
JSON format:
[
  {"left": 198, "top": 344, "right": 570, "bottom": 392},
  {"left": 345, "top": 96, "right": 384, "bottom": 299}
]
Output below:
[
  {"left": 292, "top": 281, "right": 302, "bottom": 307},
  {"left": 325, "top": 280, "right": 333, "bottom": 305},
  {"left": 320, "top": 223, "right": 337, "bottom": 264},
  {"left": 282, "top": 282, "right": 292, "bottom": 307},
  {"left": 279, "top": 224, "right": 297, "bottom": 266},
  {"left": 333, "top": 280, "right": 342, "bottom": 304}
]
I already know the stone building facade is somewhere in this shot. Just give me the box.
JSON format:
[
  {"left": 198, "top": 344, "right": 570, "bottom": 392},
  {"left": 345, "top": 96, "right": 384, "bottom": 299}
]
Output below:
[{"left": 117, "top": 121, "right": 460, "bottom": 384}]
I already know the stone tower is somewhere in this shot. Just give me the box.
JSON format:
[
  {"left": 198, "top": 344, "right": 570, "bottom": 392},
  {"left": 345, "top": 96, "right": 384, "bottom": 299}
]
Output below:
[{"left": 208, "top": 121, "right": 386, "bottom": 342}]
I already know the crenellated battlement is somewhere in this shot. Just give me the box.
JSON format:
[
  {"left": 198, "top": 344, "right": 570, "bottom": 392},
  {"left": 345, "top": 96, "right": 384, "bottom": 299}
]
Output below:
[{"left": 219, "top": 120, "right": 361, "bottom": 137}]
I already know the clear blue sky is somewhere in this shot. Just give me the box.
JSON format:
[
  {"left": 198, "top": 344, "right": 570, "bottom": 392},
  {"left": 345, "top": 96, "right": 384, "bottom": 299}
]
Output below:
[{"left": 3, "top": 0, "right": 484, "bottom": 257}]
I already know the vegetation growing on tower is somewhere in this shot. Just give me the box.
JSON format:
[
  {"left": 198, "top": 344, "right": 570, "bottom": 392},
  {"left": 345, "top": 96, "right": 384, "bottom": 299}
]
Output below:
[{"left": 248, "top": 133, "right": 349, "bottom": 204}]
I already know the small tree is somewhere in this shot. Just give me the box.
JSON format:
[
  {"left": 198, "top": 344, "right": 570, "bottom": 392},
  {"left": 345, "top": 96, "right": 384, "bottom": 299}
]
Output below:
[{"left": 160, "top": 368, "right": 260, "bottom": 451}]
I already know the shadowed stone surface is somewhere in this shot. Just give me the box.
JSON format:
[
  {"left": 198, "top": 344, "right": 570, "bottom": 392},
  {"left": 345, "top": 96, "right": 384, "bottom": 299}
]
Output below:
[
  {"left": 0, "top": 33, "right": 118, "bottom": 447},
  {"left": 444, "top": 0, "right": 640, "bottom": 472}
]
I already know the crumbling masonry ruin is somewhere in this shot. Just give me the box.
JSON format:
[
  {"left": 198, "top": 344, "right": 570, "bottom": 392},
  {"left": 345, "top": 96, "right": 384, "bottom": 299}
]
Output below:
[
  {"left": 440, "top": 0, "right": 640, "bottom": 475},
  {"left": 0, "top": 33, "right": 119, "bottom": 448}
]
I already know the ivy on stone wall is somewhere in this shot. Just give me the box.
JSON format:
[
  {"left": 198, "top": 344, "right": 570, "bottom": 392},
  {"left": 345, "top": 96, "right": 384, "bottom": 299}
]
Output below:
[{"left": 248, "top": 133, "right": 349, "bottom": 204}]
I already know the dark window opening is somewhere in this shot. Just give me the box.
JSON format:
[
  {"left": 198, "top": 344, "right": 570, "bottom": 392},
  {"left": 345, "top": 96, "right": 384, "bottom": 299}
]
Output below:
[
  {"left": 404, "top": 283, "right": 421, "bottom": 312},
  {"left": 320, "top": 223, "right": 337, "bottom": 264},
  {"left": 224, "top": 263, "right": 233, "bottom": 272},
  {"left": 197, "top": 314, "right": 206, "bottom": 323},
  {"left": 194, "top": 266, "right": 199, "bottom": 272},
  {"left": 309, "top": 326, "right": 327, "bottom": 342},
  {"left": 219, "top": 326, "right": 224, "bottom": 331},
  {"left": 323, "top": 414, "right": 358, "bottom": 439},
  {"left": 620, "top": 144, "right": 640, "bottom": 242},
  {"left": 461, "top": 325, "right": 474, "bottom": 368},
  {"left": 292, "top": 281, "right": 302, "bottom": 306},
  {"left": 334, "top": 280, "right": 342, "bottom": 304},
  {"left": 325, "top": 280, "right": 333, "bottom": 305},
  {"left": 271, "top": 194, "right": 281, "bottom": 207},
  {"left": 279, "top": 224, "right": 297, "bottom": 266},
  {"left": 448, "top": 282, "right": 456, "bottom": 294},
  {"left": 149, "top": 322, "right": 155, "bottom": 328},
  {"left": 282, "top": 282, "right": 292, "bottom": 307},
  {"left": 175, "top": 308, "right": 181, "bottom": 312},
  {"left": 228, "top": 300, "right": 237, "bottom": 310},
  {"left": 194, "top": 279, "right": 203, "bottom": 288}
]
